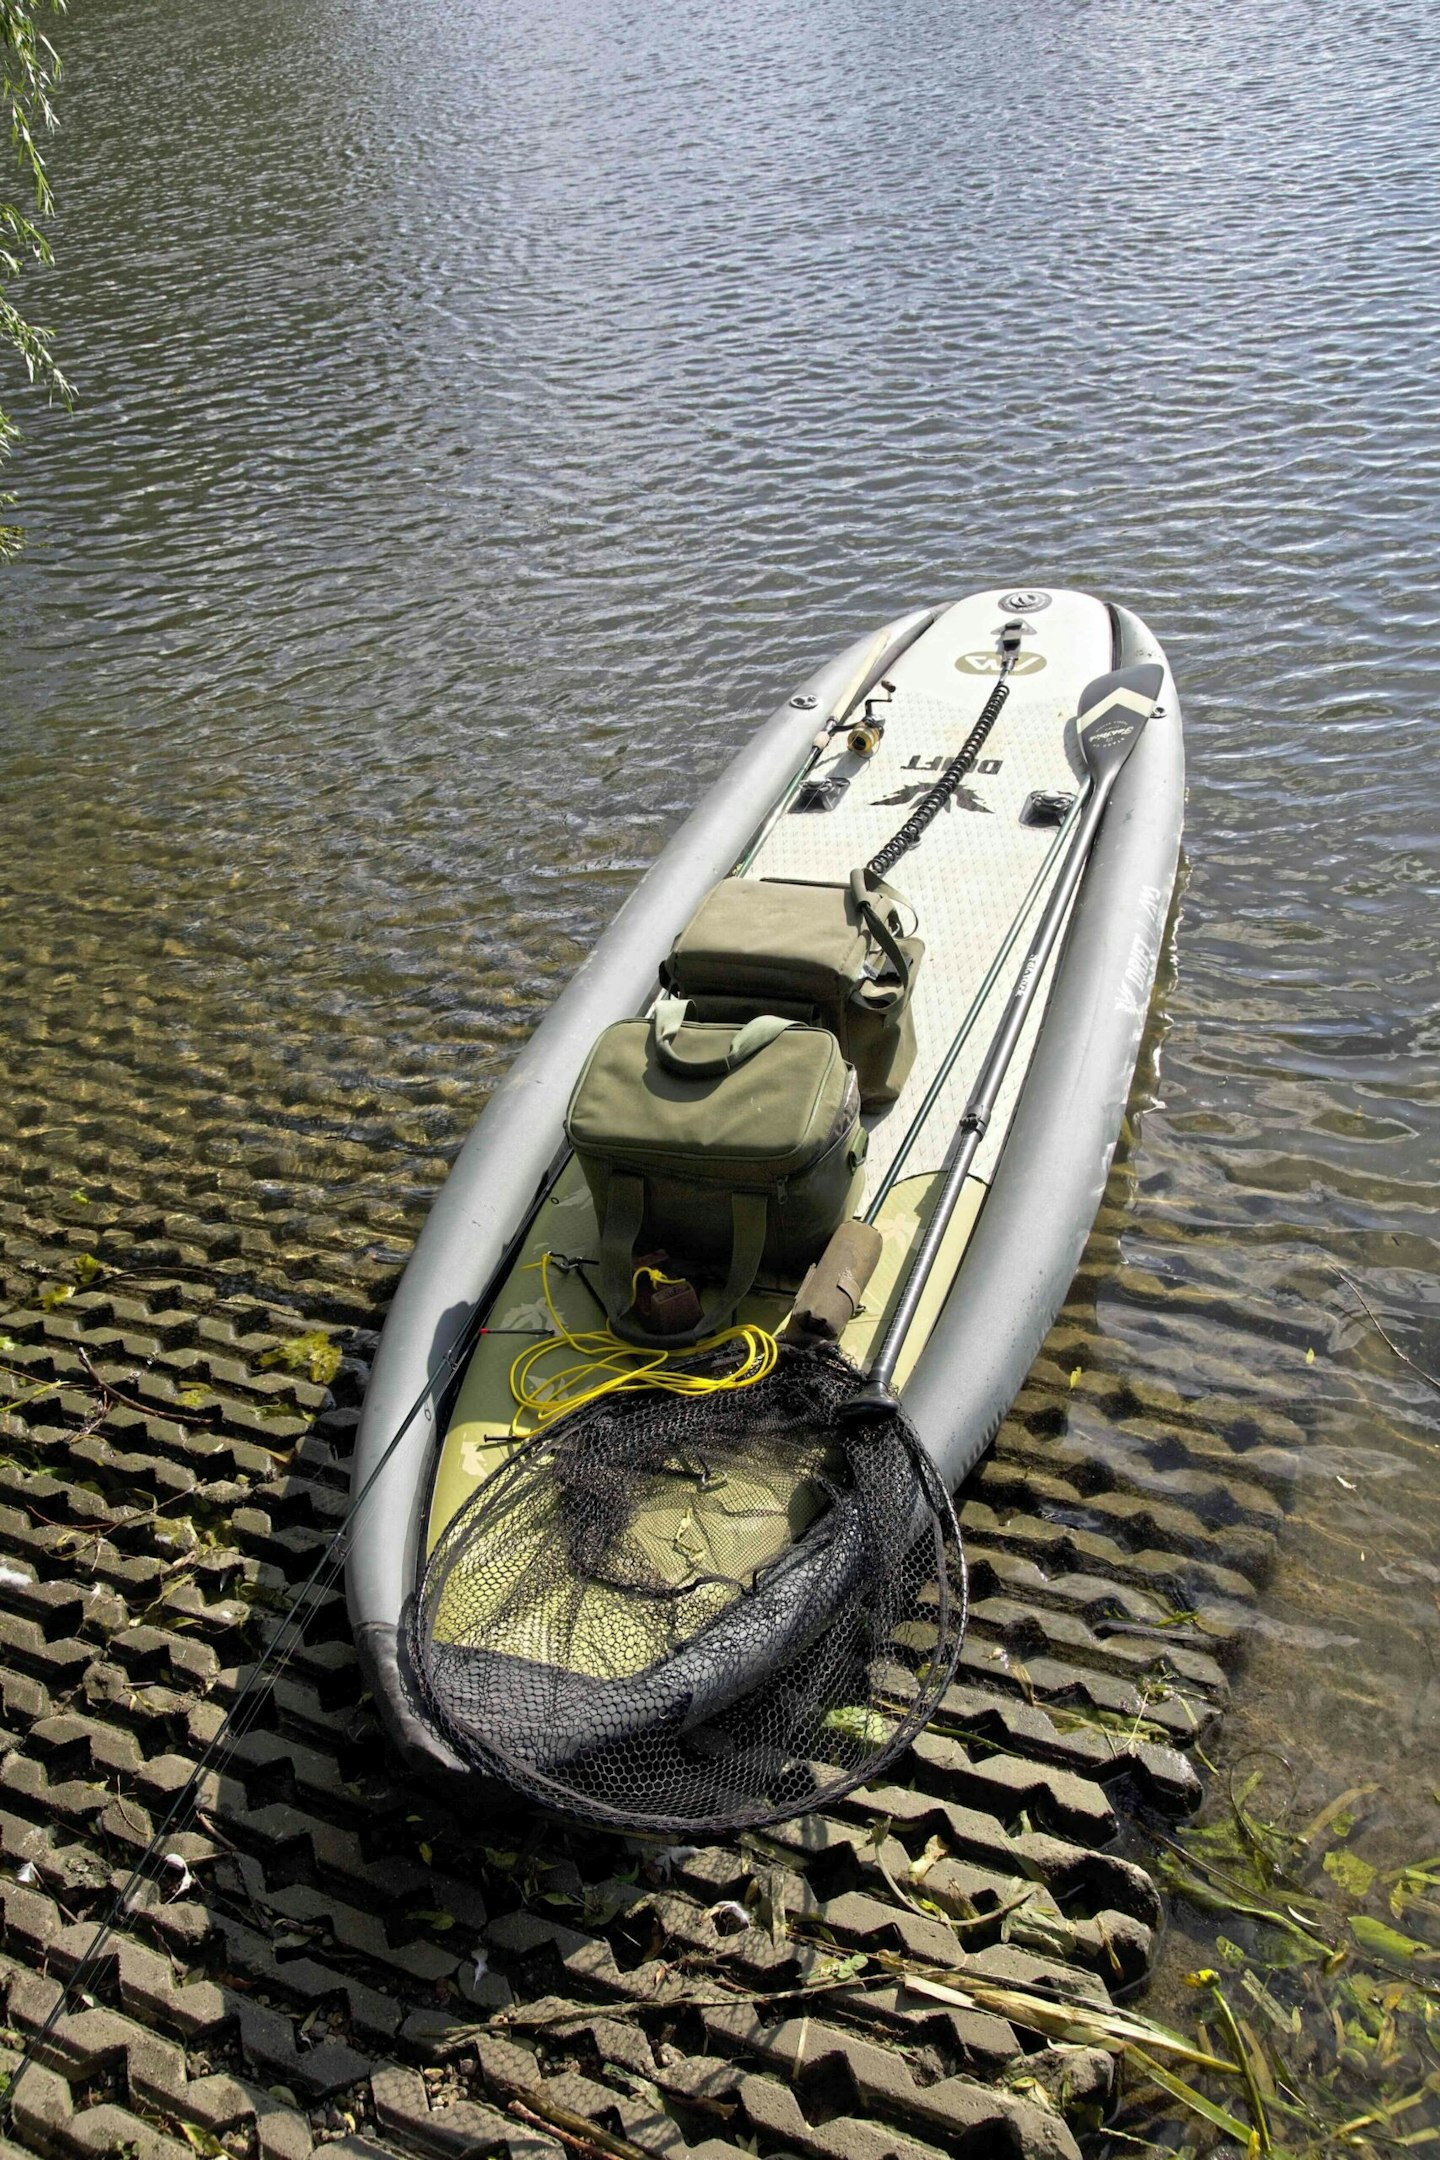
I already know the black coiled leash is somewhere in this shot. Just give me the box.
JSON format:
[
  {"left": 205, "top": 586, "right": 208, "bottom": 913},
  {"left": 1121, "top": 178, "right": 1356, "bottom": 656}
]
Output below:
[{"left": 865, "top": 618, "right": 1025, "bottom": 885}]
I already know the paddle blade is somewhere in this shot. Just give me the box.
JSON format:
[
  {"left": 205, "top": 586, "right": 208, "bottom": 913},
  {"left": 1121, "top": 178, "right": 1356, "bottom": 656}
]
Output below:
[{"left": 1077, "top": 662, "right": 1164, "bottom": 782}]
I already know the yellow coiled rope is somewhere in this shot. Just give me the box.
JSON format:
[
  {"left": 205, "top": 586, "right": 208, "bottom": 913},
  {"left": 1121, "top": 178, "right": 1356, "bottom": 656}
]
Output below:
[{"left": 509, "top": 1250, "right": 779, "bottom": 1437}]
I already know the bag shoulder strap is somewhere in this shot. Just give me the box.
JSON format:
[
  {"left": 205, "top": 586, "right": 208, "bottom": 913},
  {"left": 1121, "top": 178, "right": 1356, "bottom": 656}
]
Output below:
[
  {"left": 849, "top": 868, "right": 914, "bottom": 1003},
  {"left": 651, "top": 995, "right": 800, "bottom": 1078},
  {"left": 598, "top": 1171, "right": 768, "bottom": 1347}
]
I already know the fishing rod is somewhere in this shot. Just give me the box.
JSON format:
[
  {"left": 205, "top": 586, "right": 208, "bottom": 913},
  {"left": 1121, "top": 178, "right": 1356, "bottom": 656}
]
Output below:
[
  {"left": 842, "top": 660, "right": 1165, "bottom": 1420},
  {"left": 863, "top": 792, "right": 1084, "bottom": 1225},
  {"left": 739, "top": 609, "right": 1028, "bottom": 883},
  {"left": 0, "top": 1301, "right": 491, "bottom": 2129},
  {"left": 732, "top": 609, "right": 941, "bottom": 876}
]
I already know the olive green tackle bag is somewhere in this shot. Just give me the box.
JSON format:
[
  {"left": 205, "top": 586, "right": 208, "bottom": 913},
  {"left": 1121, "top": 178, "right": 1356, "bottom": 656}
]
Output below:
[
  {"left": 662, "top": 870, "right": 923, "bottom": 1107},
  {"left": 564, "top": 1000, "right": 866, "bottom": 1347}
]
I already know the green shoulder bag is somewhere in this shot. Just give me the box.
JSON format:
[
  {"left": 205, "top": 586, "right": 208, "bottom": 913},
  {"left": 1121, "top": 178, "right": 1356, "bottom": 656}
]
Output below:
[
  {"left": 564, "top": 999, "right": 866, "bottom": 1347},
  {"left": 662, "top": 870, "right": 923, "bottom": 1107}
]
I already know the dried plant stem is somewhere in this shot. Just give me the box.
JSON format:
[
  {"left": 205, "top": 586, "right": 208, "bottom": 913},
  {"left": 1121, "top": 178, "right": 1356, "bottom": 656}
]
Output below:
[{"left": 1330, "top": 1264, "right": 1440, "bottom": 1395}]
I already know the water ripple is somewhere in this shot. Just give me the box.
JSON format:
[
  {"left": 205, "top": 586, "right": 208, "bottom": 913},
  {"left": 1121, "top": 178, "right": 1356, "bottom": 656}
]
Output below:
[{"left": 0, "top": 0, "right": 1437, "bottom": 1935}]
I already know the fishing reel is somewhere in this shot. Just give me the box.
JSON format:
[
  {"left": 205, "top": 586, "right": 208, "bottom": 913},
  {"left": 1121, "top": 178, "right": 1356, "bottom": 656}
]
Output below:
[{"left": 848, "top": 677, "right": 896, "bottom": 757}]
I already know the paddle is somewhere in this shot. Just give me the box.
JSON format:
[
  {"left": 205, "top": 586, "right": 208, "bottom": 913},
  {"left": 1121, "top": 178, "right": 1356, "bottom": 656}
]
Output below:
[{"left": 841, "top": 661, "right": 1165, "bottom": 1419}]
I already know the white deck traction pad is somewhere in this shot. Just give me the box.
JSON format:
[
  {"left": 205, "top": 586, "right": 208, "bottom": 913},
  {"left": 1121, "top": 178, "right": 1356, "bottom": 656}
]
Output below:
[{"left": 748, "top": 587, "right": 1115, "bottom": 1199}]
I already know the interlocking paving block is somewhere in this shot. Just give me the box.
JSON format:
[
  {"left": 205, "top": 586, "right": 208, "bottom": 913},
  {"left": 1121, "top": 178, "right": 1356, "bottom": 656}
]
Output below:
[
  {"left": 697, "top": 2011, "right": 1085, "bottom": 2160},
  {"left": 0, "top": 1228, "right": 1297, "bottom": 2160},
  {"left": 959, "top": 1494, "right": 1262, "bottom": 1613},
  {"left": 371, "top": 2066, "right": 560, "bottom": 2160}
]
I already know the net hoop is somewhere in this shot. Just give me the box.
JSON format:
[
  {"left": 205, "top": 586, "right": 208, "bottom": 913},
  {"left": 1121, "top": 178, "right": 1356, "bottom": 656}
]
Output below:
[{"left": 407, "top": 1347, "right": 967, "bottom": 1837}]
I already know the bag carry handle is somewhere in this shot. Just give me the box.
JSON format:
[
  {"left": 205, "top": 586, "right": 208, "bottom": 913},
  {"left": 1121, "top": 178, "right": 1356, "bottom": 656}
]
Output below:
[
  {"left": 599, "top": 1171, "right": 768, "bottom": 1348},
  {"left": 650, "top": 995, "right": 799, "bottom": 1078},
  {"left": 850, "top": 869, "right": 914, "bottom": 1008}
]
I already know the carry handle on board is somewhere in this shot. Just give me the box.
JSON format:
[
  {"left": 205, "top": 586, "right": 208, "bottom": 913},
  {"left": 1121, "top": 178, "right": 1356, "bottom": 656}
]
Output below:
[{"left": 841, "top": 661, "right": 1165, "bottom": 1420}]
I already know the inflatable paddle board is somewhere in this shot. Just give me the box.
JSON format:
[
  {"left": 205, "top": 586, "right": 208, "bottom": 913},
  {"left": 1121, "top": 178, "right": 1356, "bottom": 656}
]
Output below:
[{"left": 347, "top": 588, "right": 1183, "bottom": 1778}]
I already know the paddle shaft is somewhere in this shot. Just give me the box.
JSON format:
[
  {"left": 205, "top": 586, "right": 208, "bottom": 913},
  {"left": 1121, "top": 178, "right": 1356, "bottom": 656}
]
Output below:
[
  {"left": 847, "top": 754, "right": 1132, "bottom": 1412},
  {"left": 863, "top": 793, "right": 1083, "bottom": 1223}
]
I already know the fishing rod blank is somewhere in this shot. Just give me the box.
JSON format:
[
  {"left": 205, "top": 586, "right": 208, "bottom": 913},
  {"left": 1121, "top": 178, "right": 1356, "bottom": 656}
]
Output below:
[
  {"left": 733, "top": 609, "right": 940, "bottom": 876},
  {"left": 842, "top": 661, "right": 1165, "bottom": 1420}
]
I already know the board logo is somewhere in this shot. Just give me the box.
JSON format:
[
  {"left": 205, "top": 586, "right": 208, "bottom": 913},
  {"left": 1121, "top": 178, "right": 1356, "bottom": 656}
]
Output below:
[
  {"left": 874, "top": 782, "right": 990, "bottom": 815},
  {"left": 956, "top": 649, "right": 1047, "bottom": 676},
  {"left": 1000, "top": 589, "right": 1051, "bottom": 613},
  {"left": 904, "top": 755, "right": 1003, "bottom": 773}
]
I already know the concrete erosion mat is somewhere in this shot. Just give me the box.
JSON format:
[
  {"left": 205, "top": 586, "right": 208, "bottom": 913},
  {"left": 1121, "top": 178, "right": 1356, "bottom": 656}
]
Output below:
[{"left": 0, "top": 1182, "right": 1297, "bottom": 2160}]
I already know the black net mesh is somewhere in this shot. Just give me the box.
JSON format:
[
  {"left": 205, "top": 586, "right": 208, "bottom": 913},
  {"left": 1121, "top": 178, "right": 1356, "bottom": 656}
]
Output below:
[{"left": 408, "top": 1346, "right": 966, "bottom": 1835}]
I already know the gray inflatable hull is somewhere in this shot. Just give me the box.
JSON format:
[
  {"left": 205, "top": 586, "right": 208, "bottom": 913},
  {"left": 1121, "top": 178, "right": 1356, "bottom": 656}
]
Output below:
[{"left": 346, "top": 597, "right": 1184, "bottom": 1775}]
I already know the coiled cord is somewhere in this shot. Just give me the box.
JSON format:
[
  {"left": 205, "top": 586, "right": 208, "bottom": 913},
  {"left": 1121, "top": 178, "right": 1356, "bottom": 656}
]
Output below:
[{"left": 865, "top": 676, "right": 1011, "bottom": 884}]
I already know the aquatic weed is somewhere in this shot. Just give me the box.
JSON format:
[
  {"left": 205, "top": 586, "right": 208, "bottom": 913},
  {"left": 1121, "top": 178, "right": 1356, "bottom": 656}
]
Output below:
[
  {"left": 258, "top": 1329, "right": 342, "bottom": 1388},
  {"left": 1105, "top": 1761, "right": 1440, "bottom": 2154}
]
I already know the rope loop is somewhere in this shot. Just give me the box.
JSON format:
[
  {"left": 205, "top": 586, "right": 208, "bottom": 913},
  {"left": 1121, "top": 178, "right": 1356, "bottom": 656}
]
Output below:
[{"left": 509, "top": 1250, "right": 779, "bottom": 1435}]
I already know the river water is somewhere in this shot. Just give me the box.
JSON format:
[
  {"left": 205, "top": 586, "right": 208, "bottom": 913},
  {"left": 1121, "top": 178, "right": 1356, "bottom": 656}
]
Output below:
[{"left": 3, "top": 0, "right": 1438, "bottom": 2103}]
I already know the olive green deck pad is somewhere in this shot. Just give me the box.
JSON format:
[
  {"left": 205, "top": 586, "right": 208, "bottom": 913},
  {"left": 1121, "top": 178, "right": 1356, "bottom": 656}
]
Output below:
[
  {"left": 430, "top": 1431, "right": 835, "bottom": 1679},
  {"left": 409, "top": 1347, "right": 966, "bottom": 1837}
]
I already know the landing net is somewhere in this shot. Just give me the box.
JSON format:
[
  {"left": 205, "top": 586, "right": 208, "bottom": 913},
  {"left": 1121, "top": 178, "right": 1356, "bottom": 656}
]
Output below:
[{"left": 408, "top": 1345, "right": 965, "bottom": 1835}]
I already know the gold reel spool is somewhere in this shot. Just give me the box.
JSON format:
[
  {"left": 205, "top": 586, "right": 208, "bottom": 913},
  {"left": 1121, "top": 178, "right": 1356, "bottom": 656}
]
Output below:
[{"left": 847, "top": 676, "right": 895, "bottom": 757}]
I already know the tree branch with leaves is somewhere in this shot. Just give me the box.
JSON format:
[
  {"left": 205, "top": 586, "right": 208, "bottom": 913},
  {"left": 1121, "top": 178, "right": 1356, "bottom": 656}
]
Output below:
[{"left": 1, "top": 0, "right": 69, "bottom": 558}]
